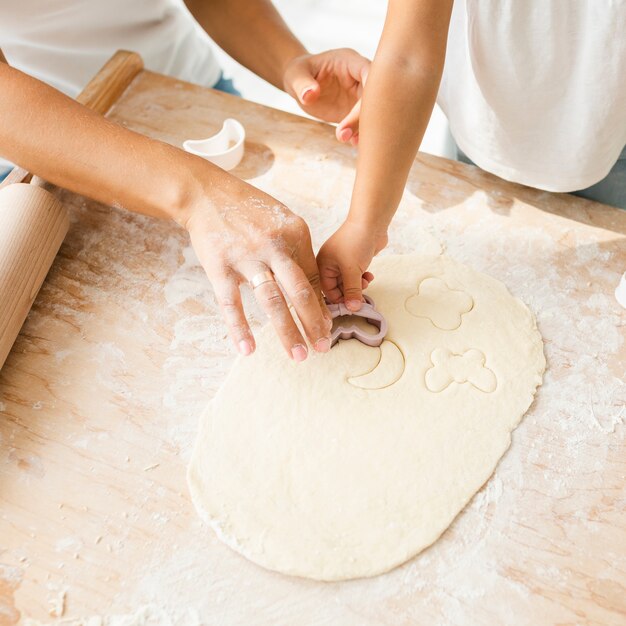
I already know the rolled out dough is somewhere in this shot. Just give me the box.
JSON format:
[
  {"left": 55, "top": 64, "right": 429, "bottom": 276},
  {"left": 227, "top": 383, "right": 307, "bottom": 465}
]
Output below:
[{"left": 188, "top": 254, "right": 545, "bottom": 581}]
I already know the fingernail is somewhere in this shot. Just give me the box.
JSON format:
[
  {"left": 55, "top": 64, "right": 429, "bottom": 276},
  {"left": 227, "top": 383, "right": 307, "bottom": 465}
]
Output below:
[
  {"left": 339, "top": 128, "right": 353, "bottom": 142},
  {"left": 314, "top": 337, "right": 331, "bottom": 353},
  {"left": 346, "top": 299, "right": 362, "bottom": 311},
  {"left": 301, "top": 87, "right": 314, "bottom": 101},
  {"left": 238, "top": 340, "right": 252, "bottom": 356},
  {"left": 291, "top": 344, "right": 308, "bottom": 362}
]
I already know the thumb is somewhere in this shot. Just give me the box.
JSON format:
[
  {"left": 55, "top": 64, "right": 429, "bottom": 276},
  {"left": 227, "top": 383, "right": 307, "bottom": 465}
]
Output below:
[
  {"left": 341, "top": 265, "right": 365, "bottom": 311},
  {"left": 336, "top": 98, "right": 361, "bottom": 143},
  {"left": 287, "top": 60, "right": 321, "bottom": 106}
]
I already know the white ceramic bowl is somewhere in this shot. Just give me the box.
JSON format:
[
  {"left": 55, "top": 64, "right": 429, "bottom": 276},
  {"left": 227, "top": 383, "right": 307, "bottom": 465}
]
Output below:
[{"left": 183, "top": 118, "right": 245, "bottom": 171}]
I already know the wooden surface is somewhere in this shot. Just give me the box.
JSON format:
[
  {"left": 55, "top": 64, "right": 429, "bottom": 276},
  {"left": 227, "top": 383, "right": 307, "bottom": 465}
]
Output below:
[
  {"left": 0, "top": 67, "right": 624, "bottom": 625},
  {"left": 74, "top": 50, "right": 143, "bottom": 114}
]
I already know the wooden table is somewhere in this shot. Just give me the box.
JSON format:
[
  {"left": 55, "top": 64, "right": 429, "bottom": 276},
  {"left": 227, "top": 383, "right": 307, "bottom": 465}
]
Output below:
[{"left": 1, "top": 56, "right": 625, "bottom": 626}]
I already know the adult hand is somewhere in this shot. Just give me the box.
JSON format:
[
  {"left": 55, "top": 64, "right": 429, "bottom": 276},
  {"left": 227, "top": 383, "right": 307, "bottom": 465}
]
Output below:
[
  {"left": 316, "top": 221, "right": 388, "bottom": 311},
  {"left": 184, "top": 181, "right": 332, "bottom": 361},
  {"left": 283, "top": 48, "right": 368, "bottom": 146}
]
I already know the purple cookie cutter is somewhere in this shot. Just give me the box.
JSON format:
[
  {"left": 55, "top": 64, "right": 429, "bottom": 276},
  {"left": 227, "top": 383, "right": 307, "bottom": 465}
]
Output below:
[{"left": 326, "top": 295, "right": 388, "bottom": 348}]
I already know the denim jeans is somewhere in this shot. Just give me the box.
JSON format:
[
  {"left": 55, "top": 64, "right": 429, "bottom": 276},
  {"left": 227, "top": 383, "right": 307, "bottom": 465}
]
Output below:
[{"left": 212, "top": 73, "right": 242, "bottom": 97}]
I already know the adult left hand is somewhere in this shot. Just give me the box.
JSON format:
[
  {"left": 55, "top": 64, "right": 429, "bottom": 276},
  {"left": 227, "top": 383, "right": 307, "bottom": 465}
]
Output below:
[{"left": 283, "top": 48, "right": 369, "bottom": 146}]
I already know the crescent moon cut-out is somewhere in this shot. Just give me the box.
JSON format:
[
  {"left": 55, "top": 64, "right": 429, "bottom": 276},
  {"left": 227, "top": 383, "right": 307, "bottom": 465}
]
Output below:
[{"left": 348, "top": 340, "right": 405, "bottom": 390}]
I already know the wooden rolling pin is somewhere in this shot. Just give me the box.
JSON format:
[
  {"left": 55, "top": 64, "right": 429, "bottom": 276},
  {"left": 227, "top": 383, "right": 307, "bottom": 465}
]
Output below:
[
  {"left": 0, "top": 182, "right": 68, "bottom": 368},
  {"left": 0, "top": 50, "right": 143, "bottom": 370}
]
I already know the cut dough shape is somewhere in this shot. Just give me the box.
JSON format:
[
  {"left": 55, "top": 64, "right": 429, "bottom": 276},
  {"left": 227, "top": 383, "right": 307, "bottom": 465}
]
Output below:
[
  {"left": 188, "top": 254, "right": 545, "bottom": 581},
  {"left": 425, "top": 348, "right": 497, "bottom": 393},
  {"left": 405, "top": 277, "right": 474, "bottom": 330},
  {"left": 348, "top": 340, "right": 405, "bottom": 390}
]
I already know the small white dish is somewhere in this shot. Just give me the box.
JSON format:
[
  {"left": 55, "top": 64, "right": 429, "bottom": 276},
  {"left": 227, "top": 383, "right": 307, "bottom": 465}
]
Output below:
[
  {"left": 615, "top": 271, "right": 626, "bottom": 309},
  {"left": 183, "top": 118, "right": 245, "bottom": 171}
]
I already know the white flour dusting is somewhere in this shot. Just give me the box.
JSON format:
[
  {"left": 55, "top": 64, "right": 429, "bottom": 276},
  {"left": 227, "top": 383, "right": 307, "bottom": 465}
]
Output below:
[{"left": 23, "top": 604, "right": 200, "bottom": 626}]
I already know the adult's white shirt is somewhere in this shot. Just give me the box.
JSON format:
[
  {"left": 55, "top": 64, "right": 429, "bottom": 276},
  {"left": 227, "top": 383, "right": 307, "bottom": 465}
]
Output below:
[
  {"left": 0, "top": 0, "right": 221, "bottom": 169},
  {"left": 438, "top": 0, "right": 626, "bottom": 192},
  {"left": 0, "top": 0, "right": 221, "bottom": 95}
]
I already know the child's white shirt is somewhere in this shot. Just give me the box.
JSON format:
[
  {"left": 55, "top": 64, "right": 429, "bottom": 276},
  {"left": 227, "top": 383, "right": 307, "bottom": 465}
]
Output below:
[{"left": 438, "top": 0, "right": 626, "bottom": 191}]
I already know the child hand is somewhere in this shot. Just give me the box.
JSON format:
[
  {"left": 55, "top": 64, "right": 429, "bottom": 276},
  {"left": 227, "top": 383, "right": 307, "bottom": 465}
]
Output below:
[{"left": 316, "top": 221, "right": 388, "bottom": 311}]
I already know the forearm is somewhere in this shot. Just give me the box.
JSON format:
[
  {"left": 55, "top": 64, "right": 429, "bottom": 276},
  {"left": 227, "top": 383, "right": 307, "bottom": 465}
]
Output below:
[
  {"left": 185, "top": 0, "right": 306, "bottom": 89},
  {"left": 348, "top": 0, "right": 453, "bottom": 232},
  {"left": 349, "top": 62, "right": 440, "bottom": 232},
  {"left": 0, "top": 63, "right": 229, "bottom": 225}
]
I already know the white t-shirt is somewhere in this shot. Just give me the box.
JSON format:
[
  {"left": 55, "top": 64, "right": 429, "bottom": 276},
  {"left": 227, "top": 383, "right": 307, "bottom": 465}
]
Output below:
[
  {"left": 0, "top": 0, "right": 221, "bottom": 95},
  {"left": 0, "top": 0, "right": 221, "bottom": 169},
  {"left": 438, "top": 0, "right": 626, "bottom": 192}
]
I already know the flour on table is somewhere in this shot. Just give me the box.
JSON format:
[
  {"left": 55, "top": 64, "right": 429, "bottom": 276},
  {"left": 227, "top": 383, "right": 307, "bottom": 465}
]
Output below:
[
  {"left": 187, "top": 254, "right": 546, "bottom": 581},
  {"left": 23, "top": 604, "right": 199, "bottom": 626}
]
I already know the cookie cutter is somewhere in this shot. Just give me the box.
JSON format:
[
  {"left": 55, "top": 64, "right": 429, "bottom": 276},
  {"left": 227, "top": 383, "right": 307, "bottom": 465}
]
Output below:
[
  {"left": 326, "top": 295, "right": 388, "bottom": 348},
  {"left": 616, "top": 271, "right": 626, "bottom": 309},
  {"left": 182, "top": 118, "right": 245, "bottom": 171}
]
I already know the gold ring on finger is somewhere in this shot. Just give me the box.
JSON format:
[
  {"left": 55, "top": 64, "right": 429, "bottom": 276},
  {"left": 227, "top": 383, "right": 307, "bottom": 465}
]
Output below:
[{"left": 250, "top": 270, "right": 276, "bottom": 290}]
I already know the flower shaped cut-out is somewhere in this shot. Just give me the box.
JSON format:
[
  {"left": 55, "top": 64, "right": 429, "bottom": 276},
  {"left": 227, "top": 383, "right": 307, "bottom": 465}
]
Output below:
[{"left": 405, "top": 277, "right": 473, "bottom": 330}]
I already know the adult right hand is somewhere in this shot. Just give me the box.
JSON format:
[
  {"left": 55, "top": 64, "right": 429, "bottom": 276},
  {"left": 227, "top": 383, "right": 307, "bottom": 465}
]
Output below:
[{"left": 184, "top": 179, "right": 332, "bottom": 362}]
